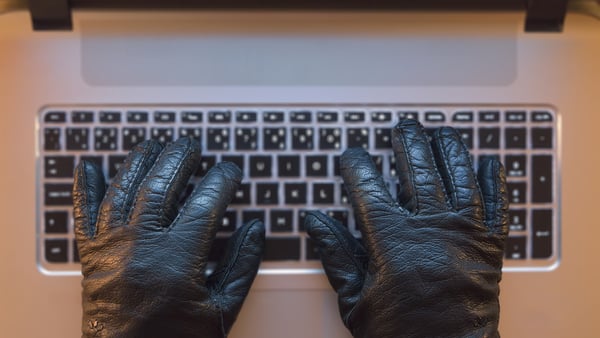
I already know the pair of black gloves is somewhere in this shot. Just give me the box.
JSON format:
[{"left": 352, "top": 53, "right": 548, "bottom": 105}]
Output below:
[{"left": 73, "top": 120, "right": 508, "bottom": 338}]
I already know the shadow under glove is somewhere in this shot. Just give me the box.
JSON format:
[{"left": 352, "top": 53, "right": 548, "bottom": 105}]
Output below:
[
  {"left": 305, "top": 120, "right": 509, "bottom": 338},
  {"left": 73, "top": 137, "right": 265, "bottom": 338}
]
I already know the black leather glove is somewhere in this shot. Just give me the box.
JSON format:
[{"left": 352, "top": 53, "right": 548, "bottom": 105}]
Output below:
[
  {"left": 73, "top": 137, "right": 265, "bottom": 338},
  {"left": 305, "top": 120, "right": 509, "bottom": 338}
]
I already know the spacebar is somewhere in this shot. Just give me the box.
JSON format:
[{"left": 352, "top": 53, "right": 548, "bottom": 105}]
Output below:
[{"left": 264, "top": 237, "right": 301, "bottom": 261}]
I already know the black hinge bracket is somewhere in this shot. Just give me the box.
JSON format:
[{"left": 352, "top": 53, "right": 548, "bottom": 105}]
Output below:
[
  {"left": 29, "top": 0, "right": 72, "bottom": 31},
  {"left": 525, "top": 0, "right": 568, "bottom": 32}
]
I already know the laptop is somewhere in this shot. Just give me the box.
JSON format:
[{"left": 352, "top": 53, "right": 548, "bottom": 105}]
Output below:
[{"left": 1, "top": 0, "right": 599, "bottom": 336}]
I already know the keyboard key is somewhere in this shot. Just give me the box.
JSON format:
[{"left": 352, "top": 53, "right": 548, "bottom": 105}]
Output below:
[
  {"left": 319, "top": 128, "right": 341, "bottom": 150},
  {"left": 371, "top": 155, "right": 383, "bottom": 174},
  {"left": 509, "top": 209, "right": 527, "bottom": 232},
  {"left": 313, "top": 183, "right": 335, "bottom": 204},
  {"left": 249, "top": 156, "right": 272, "bottom": 177},
  {"left": 531, "top": 127, "right": 553, "bottom": 148},
  {"left": 221, "top": 155, "right": 244, "bottom": 173},
  {"left": 207, "top": 128, "right": 230, "bottom": 150},
  {"left": 326, "top": 210, "right": 349, "bottom": 228},
  {"left": 231, "top": 183, "right": 251, "bottom": 205},
  {"left": 45, "top": 211, "right": 69, "bottom": 233},
  {"left": 344, "top": 111, "right": 365, "bottom": 122},
  {"left": 531, "top": 155, "right": 553, "bottom": 203},
  {"left": 270, "top": 209, "right": 294, "bottom": 232},
  {"left": 478, "top": 127, "right": 500, "bottom": 149},
  {"left": 479, "top": 111, "right": 500, "bottom": 122},
  {"left": 306, "top": 155, "right": 328, "bottom": 177},
  {"left": 278, "top": 155, "right": 300, "bottom": 177},
  {"left": 505, "top": 111, "right": 526, "bottom": 123},
  {"left": 371, "top": 111, "right": 392, "bottom": 122},
  {"left": 94, "top": 127, "right": 118, "bottom": 150},
  {"left": 72, "top": 111, "right": 94, "bottom": 123},
  {"left": 108, "top": 155, "right": 127, "bottom": 178},
  {"left": 505, "top": 155, "right": 526, "bottom": 177},
  {"left": 99, "top": 111, "right": 122, "bottom": 123},
  {"left": 150, "top": 128, "right": 174, "bottom": 143},
  {"left": 532, "top": 209, "right": 553, "bottom": 258},
  {"left": 45, "top": 239, "right": 69, "bottom": 263},
  {"left": 532, "top": 111, "right": 553, "bottom": 122},
  {"left": 297, "top": 209, "right": 316, "bottom": 232},
  {"left": 242, "top": 210, "right": 265, "bottom": 223},
  {"left": 398, "top": 111, "right": 419, "bottom": 120},
  {"left": 195, "top": 155, "right": 216, "bottom": 177},
  {"left": 44, "top": 156, "right": 74, "bottom": 178},
  {"left": 505, "top": 236, "right": 527, "bottom": 259},
  {"left": 305, "top": 237, "right": 320, "bottom": 260},
  {"left": 291, "top": 128, "right": 314, "bottom": 150},
  {"left": 178, "top": 128, "right": 202, "bottom": 143},
  {"left": 44, "top": 128, "right": 61, "bottom": 151},
  {"left": 264, "top": 238, "right": 300, "bottom": 261},
  {"left": 122, "top": 128, "right": 146, "bottom": 150},
  {"left": 80, "top": 156, "right": 103, "bottom": 170},
  {"left": 505, "top": 128, "right": 527, "bottom": 149},
  {"left": 127, "top": 111, "right": 148, "bottom": 123},
  {"left": 374, "top": 128, "right": 392, "bottom": 149},
  {"left": 66, "top": 128, "right": 90, "bottom": 150},
  {"left": 425, "top": 111, "right": 445, "bottom": 122},
  {"left": 44, "top": 184, "right": 73, "bottom": 206},
  {"left": 507, "top": 182, "right": 527, "bottom": 204},
  {"left": 256, "top": 183, "right": 279, "bottom": 205},
  {"left": 285, "top": 183, "right": 307, "bottom": 204},
  {"left": 290, "top": 111, "right": 312, "bottom": 122},
  {"left": 44, "top": 111, "right": 66, "bottom": 123},
  {"left": 181, "top": 111, "right": 203, "bottom": 123},
  {"left": 220, "top": 210, "right": 237, "bottom": 232},
  {"left": 456, "top": 128, "right": 474, "bottom": 149},
  {"left": 263, "top": 111, "right": 284, "bottom": 123},
  {"left": 263, "top": 127, "right": 286, "bottom": 150},
  {"left": 208, "top": 111, "right": 231, "bottom": 123},
  {"left": 154, "top": 111, "right": 175, "bottom": 123},
  {"left": 317, "top": 111, "right": 338, "bottom": 123},
  {"left": 235, "top": 127, "right": 258, "bottom": 151},
  {"left": 236, "top": 111, "right": 257, "bottom": 122},
  {"left": 347, "top": 128, "right": 369, "bottom": 149},
  {"left": 452, "top": 111, "right": 473, "bottom": 122}
]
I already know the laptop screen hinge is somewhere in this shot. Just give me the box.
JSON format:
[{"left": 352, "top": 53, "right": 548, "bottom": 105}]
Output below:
[
  {"left": 525, "top": 0, "right": 568, "bottom": 32},
  {"left": 29, "top": 0, "right": 72, "bottom": 31}
]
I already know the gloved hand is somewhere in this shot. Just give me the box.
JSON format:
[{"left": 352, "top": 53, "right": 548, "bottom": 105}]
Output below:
[
  {"left": 73, "top": 137, "right": 265, "bottom": 338},
  {"left": 305, "top": 120, "right": 509, "bottom": 338}
]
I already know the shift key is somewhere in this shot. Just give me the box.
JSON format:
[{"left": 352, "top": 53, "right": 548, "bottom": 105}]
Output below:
[
  {"left": 532, "top": 155, "right": 553, "bottom": 203},
  {"left": 44, "top": 184, "right": 73, "bottom": 206}
]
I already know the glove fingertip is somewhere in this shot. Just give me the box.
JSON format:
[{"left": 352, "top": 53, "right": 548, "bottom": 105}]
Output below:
[{"left": 73, "top": 160, "right": 106, "bottom": 241}]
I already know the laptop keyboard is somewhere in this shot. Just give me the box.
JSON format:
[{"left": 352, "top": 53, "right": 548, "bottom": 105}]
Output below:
[{"left": 38, "top": 105, "right": 559, "bottom": 274}]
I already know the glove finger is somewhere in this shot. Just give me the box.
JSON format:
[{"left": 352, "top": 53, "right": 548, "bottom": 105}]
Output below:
[
  {"left": 478, "top": 157, "right": 509, "bottom": 236},
  {"left": 73, "top": 160, "right": 106, "bottom": 242},
  {"left": 391, "top": 119, "right": 448, "bottom": 214},
  {"left": 207, "top": 219, "right": 265, "bottom": 329},
  {"left": 430, "top": 127, "right": 484, "bottom": 220},
  {"left": 304, "top": 211, "right": 367, "bottom": 319},
  {"left": 171, "top": 161, "right": 242, "bottom": 266},
  {"left": 128, "top": 137, "right": 201, "bottom": 229},
  {"left": 97, "top": 140, "right": 163, "bottom": 227}
]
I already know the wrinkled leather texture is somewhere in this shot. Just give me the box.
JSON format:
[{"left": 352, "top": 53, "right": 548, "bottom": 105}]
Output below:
[
  {"left": 73, "top": 137, "right": 265, "bottom": 338},
  {"left": 305, "top": 120, "right": 509, "bottom": 338}
]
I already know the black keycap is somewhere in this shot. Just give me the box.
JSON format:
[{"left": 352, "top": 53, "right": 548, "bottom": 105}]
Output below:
[
  {"left": 66, "top": 128, "right": 90, "bottom": 150},
  {"left": 72, "top": 111, "right": 94, "bottom": 123},
  {"left": 371, "top": 111, "right": 392, "bottom": 122},
  {"left": 452, "top": 111, "right": 473, "bottom": 122},
  {"left": 398, "top": 111, "right": 419, "bottom": 120},
  {"left": 73, "top": 239, "right": 80, "bottom": 263},
  {"left": 150, "top": 127, "right": 174, "bottom": 143},
  {"left": 263, "top": 127, "right": 286, "bottom": 150},
  {"left": 243, "top": 210, "right": 265, "bottom": 223},
  {"left": 339, "top": 183, "right": 349, "bottom": 204},
  {"left": 179, "top": 128, "right": 202, "bottom": 143},
  {"left": 207, "top": 128, "right": 230, "bottom": 150},
  {"left": 44, "top": 111, "right": 66, "bottom": 123},
  {"left": 80, "top": 156, "right": 103, "bottom": 170},
  {"left": 317, "top": 111, "right": 338, "bottom": 123},
  {"left": 291, "top": 128, "right": 314, "bottom": 150},
  {"left": 326, "top": 210, "right": 349, "bottom": 228},
  {"left": 249, "top": 156, "right": 272, "bottom": 177},
  {"left": 99, "top": 111, "right": 122, "bottom": 123},
  {"left": 123, "top": 128, "right": 146, "bottom": 150},
  {"left": 154, "top": 111, "right": 176, "bottom": 123},
  {"left": 313, "top": 183, "right": 335, "bottom": 204},
  {"left": 505, "top": 155, "right": 526, "bottom": 177},
  {"left": 509, "top": 209, "right": 527, "bottom": 232},
  {"left": 108, "top": 155, "right": 127, "bottom": 178},
  {"left": 270, "top": 209, "right": 294, "bottom": 232},
  {"left": 44, "top": 184, "right": 73, "bottom": 206},
  {"left": 334, "top": 155, "right": 342, "bottom": 176},
  {"left": 347, "top": 128, "right": 369, "bottom": 149},
  {"left": 285, "top": 183, "right": 307, "bottom": 204},
  {"left": 232, "top": 183, "right": 251, "bottom": 205},
  {"left": 456, "top": 128, "right": 474, "bottom": 149},
  {"left": 208, "top": 111, "right": 231, "bottom": 123},
  {"left": 505, "top": 128, "right": 527, "bottom": 149},
  {"left": 195, "top": 155, "right": 216, "bottom": 177},
  {"left": 507, "top": 182, "right": 527, "bottom": 204},
  {"left": 208, "top": 238, "right": 229, "bottom": 262},
  {"left": 264, "top": 238, "right": 300, "bottom": 261},
  {"left": 344, "top": 111, "right": 365, "bottom": 122},
  {"left": 44, "top": 128, "right": 61, "bottom": 151},
  {"left": 505, "top": 111, "right": 526, "bottom": 123},
  {"left": 290, "top": 111, "right": 312, "bottom": 123},
  {"left": 425, "top": 111, "right": 445, "bottom": 122},
  {"left": 45, "top": 211, "right": 69, "bottom": 233},
  {"left": 371, "top": 155, "right": 383, "bottom": 174},
  {"left": 532, "top": 209, "right": 553, "bottom": 258},
  {"left": 297, "top": 209, "right": 316, "bottom": 232},
  {"left": 531, "top": 128, "right": 553, "bottom": 148},
  {"left": 479, "top": 111, "right": 500, "bottom": 122},
  {"left": 306, "top": 155, "right": 328, "bottom": 177},
  {"left": 236, "top": 111, "right": 257, "bottom": 122},
  {"left": 45, "top": 239, "right": 69, "bottom": 263},
  {"left": 264, "top": 111, "right": 284, "bottom": 123},
  {"left": 319, "top": 128, "right": 341, "bottom": 150},
  {"left": 478, "top": 127, "right": 500, "bottom": 149},
  {"left": 278, "top": 155, "right": 300, "bottom": 177},
  {"left": 44, "top": 156, "right": 74, "bottom": 178},
  {"left": 505, "top": 236, "right": 527, "bottom": 259},
  {"left": 181, "top": 111, "right": 203, "bottom": 123},
  {"left": 256, "top": 183, "right": 279, "bottom": 205},
  {"left": 532, "top": 111, "right": 553, "bottom": 122},
  {"left": 127, "top": 111, "right": 148, "bottom": 123},
  {"left": 235, "top": 127, "right": 258, "bottom": 151},
  {"left": 531, "top": 155, "right": 553, "bottom": 203},
  {"left": 94, "top": 127, "right": 118, "bottom": 150},
  {"left": 220, "top": 210, "right": 237, "bottom": 232},
  {"left": 305, "top": 238, "right": 320, "bottom": 260},
  {"left": 374, "top": 128, "right": 392, "bottom": 149},
  {"left": 388, "top": 155, "right": 396, "bottom": 177},
  {"left": 222, "top": 155, "right": 244, "bottom": 173}
]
